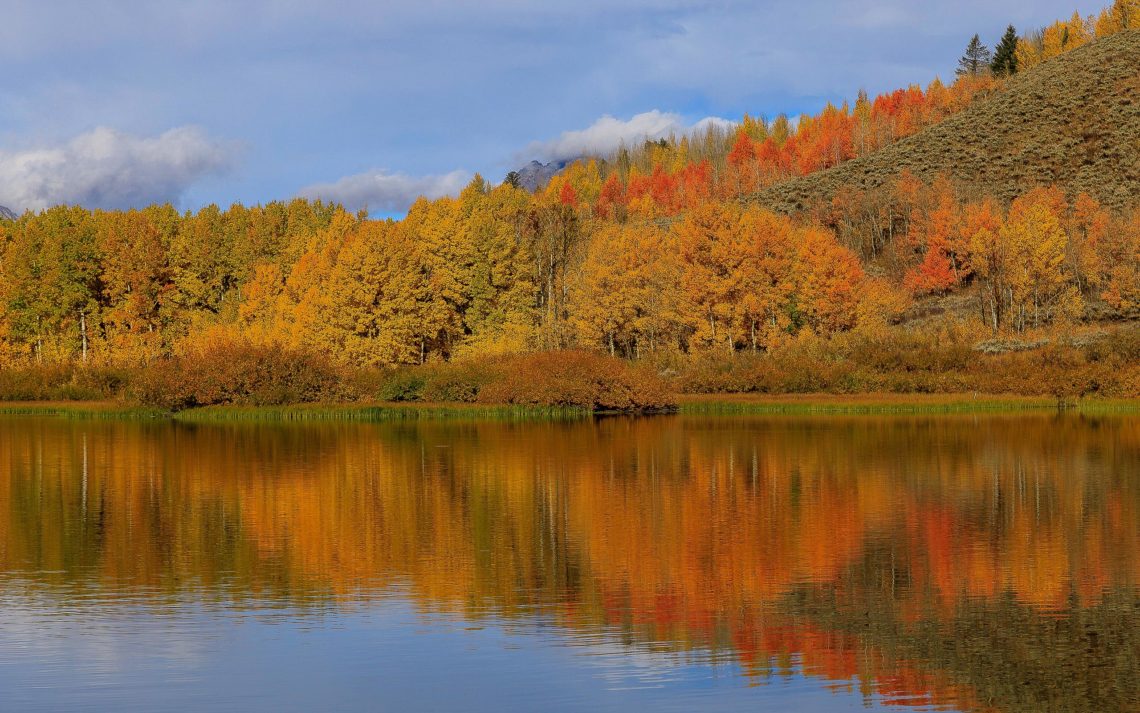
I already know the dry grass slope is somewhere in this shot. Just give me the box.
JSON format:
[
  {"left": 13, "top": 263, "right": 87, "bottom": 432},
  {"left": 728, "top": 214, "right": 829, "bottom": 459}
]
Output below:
[{"left": 753, "top": 29, "right": 1140, "bottom": 212}]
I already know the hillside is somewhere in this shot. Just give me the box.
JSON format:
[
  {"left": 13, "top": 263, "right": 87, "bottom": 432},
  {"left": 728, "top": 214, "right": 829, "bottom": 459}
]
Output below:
[{"left": 753, "top": 29, "right": 1140, "bottom": 212}]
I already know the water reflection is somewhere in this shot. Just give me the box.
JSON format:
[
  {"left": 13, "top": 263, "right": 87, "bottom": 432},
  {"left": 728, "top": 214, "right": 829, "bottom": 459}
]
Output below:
[{"left": 1, "top": 414, "right": 1137, "bottom": 712}]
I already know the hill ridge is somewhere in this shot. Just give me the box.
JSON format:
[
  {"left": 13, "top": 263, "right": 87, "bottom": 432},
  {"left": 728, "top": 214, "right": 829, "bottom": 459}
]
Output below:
[{"left": 752, "top": 29, "right": 1140, "bottom": 212}]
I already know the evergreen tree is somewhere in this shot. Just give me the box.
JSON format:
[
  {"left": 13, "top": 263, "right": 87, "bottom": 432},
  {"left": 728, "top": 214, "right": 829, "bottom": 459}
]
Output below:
[
  {"left": 503, "top": 171, "right": 522, "bottom": 189},
  {"left": 956, "top": 34, "right": 993, "bottom": 77},
  {"left": 991, "top": 25, "right": 1020, "bottom": 75}
]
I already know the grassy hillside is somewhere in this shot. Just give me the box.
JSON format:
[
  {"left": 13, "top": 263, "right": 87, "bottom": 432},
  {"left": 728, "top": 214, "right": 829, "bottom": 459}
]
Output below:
[{"left": 754, "top": 29, "right": 1140, "bottom": 212}]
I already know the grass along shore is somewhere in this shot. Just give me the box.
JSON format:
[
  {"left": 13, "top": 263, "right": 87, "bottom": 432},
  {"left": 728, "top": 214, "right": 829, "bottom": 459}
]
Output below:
[
  {"left": 0, "top": 393, "right": 1137, "bottom": 422},
  {"left": 0, "top": 401, "right": 591, "bottom": 421},
  {"left": 677, "top": 393, "right": 1140, "bottom": 415}
]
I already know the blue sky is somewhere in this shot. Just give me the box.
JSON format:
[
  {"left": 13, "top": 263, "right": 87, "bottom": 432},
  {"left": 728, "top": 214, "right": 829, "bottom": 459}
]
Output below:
[{"left": 0, "top": 0, "right": 1105, "bottom": 214}]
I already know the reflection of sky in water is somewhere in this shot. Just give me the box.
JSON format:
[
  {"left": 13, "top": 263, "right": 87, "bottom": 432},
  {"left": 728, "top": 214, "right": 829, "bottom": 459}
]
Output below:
[{"left": 0, "top": 583, "right": 942, "bottom": 713}]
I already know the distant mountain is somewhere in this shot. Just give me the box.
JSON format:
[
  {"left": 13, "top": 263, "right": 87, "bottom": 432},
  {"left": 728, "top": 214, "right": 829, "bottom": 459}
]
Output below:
[
  {"left": 0, "top": 205, "right": 15, "bottom": 221},
  {"left": 754, "top": 28, "right": 1140, "bottom": 213},
  {"left": 514, "top": 160, "right": 569, "bottom": 192}
]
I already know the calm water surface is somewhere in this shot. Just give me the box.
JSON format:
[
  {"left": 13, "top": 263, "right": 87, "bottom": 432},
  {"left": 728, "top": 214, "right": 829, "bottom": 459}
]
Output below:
[{"left": 1, "top": 414, "right": 1137, "bottom": 712}]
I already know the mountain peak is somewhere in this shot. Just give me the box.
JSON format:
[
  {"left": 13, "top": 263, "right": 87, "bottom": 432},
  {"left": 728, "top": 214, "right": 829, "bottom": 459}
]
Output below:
[{"left": 513, "top": 159, "right": 571, "bottom": 192}]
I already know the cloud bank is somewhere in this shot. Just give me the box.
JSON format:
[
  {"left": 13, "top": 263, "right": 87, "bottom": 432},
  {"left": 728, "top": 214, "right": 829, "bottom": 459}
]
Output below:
[
  {"left": 298, "top": 169, "right": 473, "bottom": 214},
  {"left": 522, "top": 110, "right": 735, "bottom": 163},
  {"left": 0, "top": 127, "right": 234, "bottom": 211},
  {"left": 300, "top": 109, "right": 734, "bottom": 213}
]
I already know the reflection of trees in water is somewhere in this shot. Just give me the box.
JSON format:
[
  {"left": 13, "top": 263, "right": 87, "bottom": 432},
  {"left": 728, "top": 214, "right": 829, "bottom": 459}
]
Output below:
[
  {"left": 0, "top": 414, "right": 1138, "bottom": 711},
  {"left": 786, "top": 581, "right": 1140, "bottom": 713}
]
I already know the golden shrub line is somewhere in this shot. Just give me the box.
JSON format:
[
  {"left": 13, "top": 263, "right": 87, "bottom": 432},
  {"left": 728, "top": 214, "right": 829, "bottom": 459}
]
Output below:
[
  {"left": 0, "top": 345, "right": 673, "bottom": 412},
  {"left": 674, "top": 327, "right": 1140, "bottom": 398},
  {"left": 373, "top": 350, "right": 675, "bottom": 412}
]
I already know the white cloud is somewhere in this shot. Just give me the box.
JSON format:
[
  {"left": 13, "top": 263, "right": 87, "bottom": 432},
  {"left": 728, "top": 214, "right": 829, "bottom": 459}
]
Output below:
[
  {"left": 297, "top": 169, "right": 472, "bottom": 213},
  {"left": 302, "top": 110, "right": 736, "bottom": 213},
  {"left": 0, "top": 126, "right": 235, "bottom": 211},
  {"left": 301, "top": 110, "right": 738, "bottom": 213},
  {"left": 522, "top": 110, "right": 735, "bottom": 163}
]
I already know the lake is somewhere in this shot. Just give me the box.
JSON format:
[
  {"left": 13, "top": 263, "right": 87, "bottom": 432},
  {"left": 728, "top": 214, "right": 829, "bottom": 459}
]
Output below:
[{"left": 0, "top": 413, "right": 1137, "bottom": 712}]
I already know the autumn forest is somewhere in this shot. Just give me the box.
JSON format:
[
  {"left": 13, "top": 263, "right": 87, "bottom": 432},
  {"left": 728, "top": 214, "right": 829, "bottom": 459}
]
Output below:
[{"left": 8, "top": 2, "right": 1140, "bottom": 712}]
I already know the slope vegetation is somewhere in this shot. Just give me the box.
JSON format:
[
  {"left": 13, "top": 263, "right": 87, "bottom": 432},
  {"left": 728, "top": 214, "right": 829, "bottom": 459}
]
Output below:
[{"left": 754, "top": 29, "right": 1140, "bottom": 212}]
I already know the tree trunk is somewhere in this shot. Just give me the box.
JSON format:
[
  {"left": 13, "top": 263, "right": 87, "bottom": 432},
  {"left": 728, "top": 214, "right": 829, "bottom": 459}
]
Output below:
[{"left": 80, "top": 310, "right": 89, "bottom": 364}]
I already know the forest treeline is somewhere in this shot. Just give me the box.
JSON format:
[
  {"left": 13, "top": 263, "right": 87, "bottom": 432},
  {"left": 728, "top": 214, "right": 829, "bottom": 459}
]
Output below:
[
  {"left": 4, "top": 178, "right": 1135, "bottom": 362},
  {"left": 1, "top": 2, "right": 1138, "bottom": 406},
  {"left": 1014, "top": 0, "right": 1140, "bottom": 69}
]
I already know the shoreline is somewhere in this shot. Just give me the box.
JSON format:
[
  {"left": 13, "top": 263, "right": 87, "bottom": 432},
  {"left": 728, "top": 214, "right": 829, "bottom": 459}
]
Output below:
[
  {"left": 0, "top": 401, "right": 591, "bottom": 421},
  {"left": 0, "top": 393, "right": 1138, "bottom": 421},
  {"left": 676, "top": 393, "right": 1140, "bottom": 415}
]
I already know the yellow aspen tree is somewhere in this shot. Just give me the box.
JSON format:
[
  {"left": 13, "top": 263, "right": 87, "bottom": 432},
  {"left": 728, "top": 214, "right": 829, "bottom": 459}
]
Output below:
[
  {"left": 675, "top": 202, "right": 750, "bottom": 352},
  {"left": 454, "top": 181, "right": 539, "bottom": 357},
  {"left": 1001, "top": 199, "right": 1082, "bottom": 332},
  {"left": 963, "top": 197, "right": 1008, "bottom": 331},
  {"left": 1100, "top": 211, "right": 1140, "bottom": 313},
  {"left": 1015, "top": 35, "right": 1043, "bottom": 71},
  {"left": 570, "top": 223, "right": 679, "bottom": 358},
  {"left": 1067, "top": 193, "right": 1108, "bottom": 294},
  {"left": 395, "top": 197, "right": 468, "bottom": 362},
  {"left": 737, "top": 208, "right": 795, "bottom": 350},
  {"left": 792, "top": 226, "right": 865, "bottom": 334},
  {"left": 1096, "top": 0, "right": 1140, "bottom": 37},
  {"left": 236, "top": 262, "right": 287, "bottom": 344}
]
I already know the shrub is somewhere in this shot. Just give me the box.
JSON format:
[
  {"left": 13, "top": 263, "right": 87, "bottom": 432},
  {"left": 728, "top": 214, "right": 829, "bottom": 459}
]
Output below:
[
  {"left": 128, "top": 360, "right": 197, "bottom": 411},
  {"left": 370, "top": 369, "right": 427, "bottom": 402},
  {"left": 1085, "top": 327, "right": 1140, "bottom": 364},
  {"left": 0, "top": 364, "right": 127, "bottom": 401},
  {"left": 0, "top": 365, "right": 70, "bottom": 401},
  {"left": 130, "top": 341, "right": 346, "bottom": 410},
  {"left": 673, "top": 352, "right": 781, "bottom": 394},
  {"left": 72, "top": 366, "right": 131, "bottom": 397},
  {"left": 421, "top": 361, "right": 498, "bottom": 403},
  {"left": 670, "top": 325, "right": 1140, "bottom": 399},
  {"left": 365, "top": 351, "right": 676, "bottom": 412},
  {"left": 476, "top": 351, "right": 674, "bottom": 411}
]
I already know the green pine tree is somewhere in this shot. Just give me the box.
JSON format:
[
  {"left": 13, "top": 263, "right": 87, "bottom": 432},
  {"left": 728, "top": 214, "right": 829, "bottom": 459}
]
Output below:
[
  {"left": 991, "top": 25, "right": 1020, "bottom": 76},
  {"left": 956, "top": 34, "right": 993, "bottom": 77}
]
